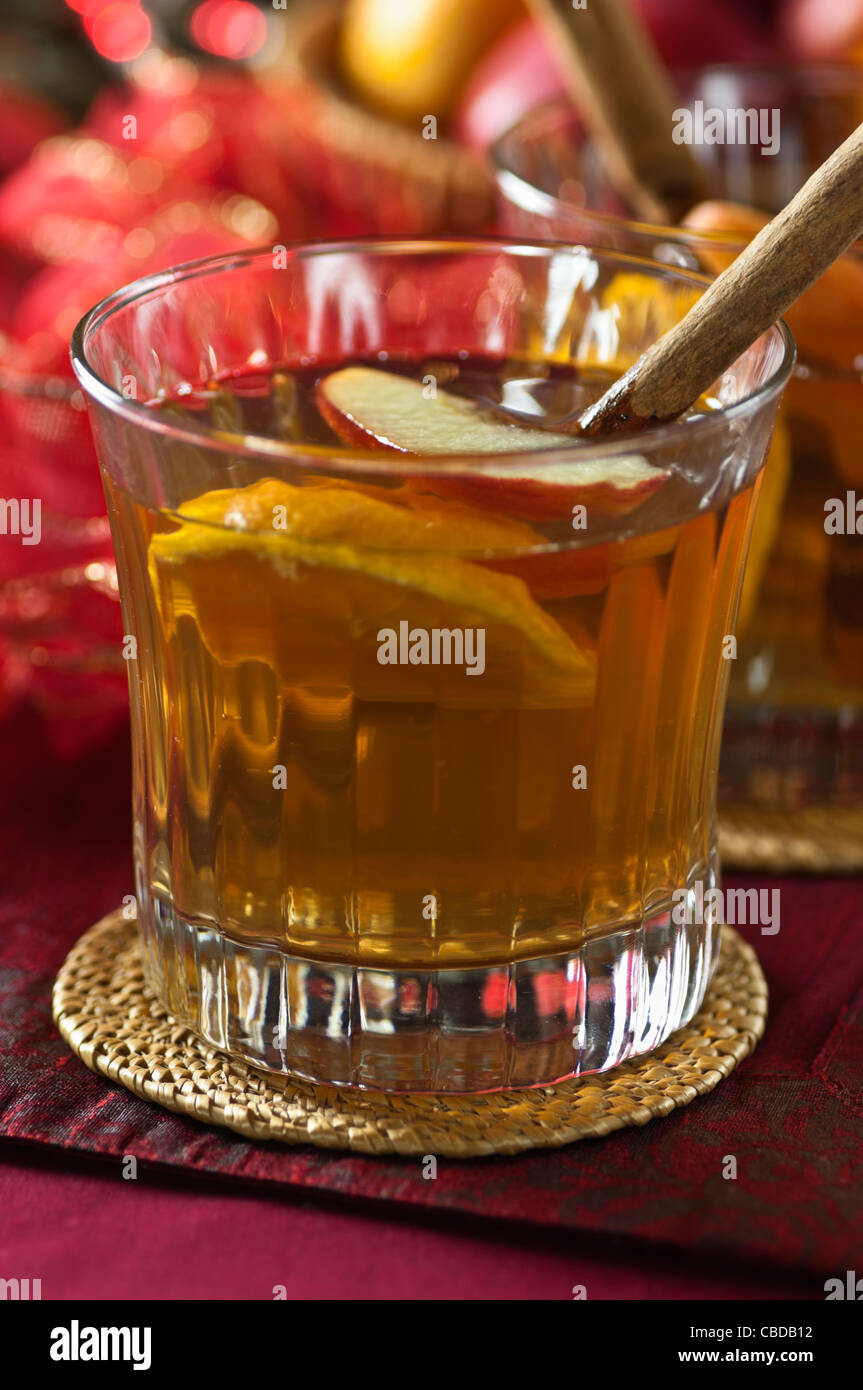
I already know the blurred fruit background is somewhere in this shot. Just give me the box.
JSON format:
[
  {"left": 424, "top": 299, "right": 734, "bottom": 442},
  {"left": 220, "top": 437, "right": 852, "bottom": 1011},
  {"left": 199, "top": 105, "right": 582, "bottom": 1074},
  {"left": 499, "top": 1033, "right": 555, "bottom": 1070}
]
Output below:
[{"left": 2, "top": 0, "right": 863, "bottom": 757}]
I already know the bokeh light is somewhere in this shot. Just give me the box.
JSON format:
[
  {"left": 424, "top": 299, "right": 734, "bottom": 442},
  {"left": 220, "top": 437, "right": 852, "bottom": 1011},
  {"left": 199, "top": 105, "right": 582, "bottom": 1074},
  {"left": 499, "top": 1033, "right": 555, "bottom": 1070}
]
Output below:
[
  {"left": 64, "top": 0, "right": 125, "bottom": 15},
  {"left": 189, "top": 1, "right": 268, "bottom": 61},
  {"left": 88, "top": 5, "right": 152, "bottom": 63}
]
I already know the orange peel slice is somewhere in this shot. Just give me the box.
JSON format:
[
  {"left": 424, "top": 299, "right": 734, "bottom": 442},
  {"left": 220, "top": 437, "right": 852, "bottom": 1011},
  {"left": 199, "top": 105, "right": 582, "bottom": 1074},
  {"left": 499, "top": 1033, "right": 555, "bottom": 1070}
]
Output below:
[{"left": 149, "top": 478, "right": 595, "bottom": 708}]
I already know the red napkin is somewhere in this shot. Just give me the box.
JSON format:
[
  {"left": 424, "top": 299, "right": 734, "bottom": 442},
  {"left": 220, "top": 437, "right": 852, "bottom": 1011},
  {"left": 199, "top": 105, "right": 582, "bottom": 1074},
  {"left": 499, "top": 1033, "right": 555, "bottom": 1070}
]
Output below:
[{"left": 1, "top": 707, "right": 861, "bottom": 1280}]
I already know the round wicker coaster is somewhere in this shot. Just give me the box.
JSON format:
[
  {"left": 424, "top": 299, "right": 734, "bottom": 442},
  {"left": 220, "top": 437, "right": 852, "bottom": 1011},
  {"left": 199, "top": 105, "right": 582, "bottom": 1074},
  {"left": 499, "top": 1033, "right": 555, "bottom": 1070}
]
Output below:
[
  {"left": 720, "top": 804, "right": 863, "bottom": 874},
  {"left": 53, "top": 911, "right": 767, "bottom": 1159}
]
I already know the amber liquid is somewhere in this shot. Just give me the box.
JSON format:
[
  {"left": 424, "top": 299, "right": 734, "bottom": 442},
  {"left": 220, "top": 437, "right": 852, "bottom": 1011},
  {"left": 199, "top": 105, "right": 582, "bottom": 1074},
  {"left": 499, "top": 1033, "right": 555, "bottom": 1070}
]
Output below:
[
  {"left": 109, "top": 358, "right": 757, "bottom": 969},
  {"left": 734, "top": 372, "right": 863, "bottom": 703}
]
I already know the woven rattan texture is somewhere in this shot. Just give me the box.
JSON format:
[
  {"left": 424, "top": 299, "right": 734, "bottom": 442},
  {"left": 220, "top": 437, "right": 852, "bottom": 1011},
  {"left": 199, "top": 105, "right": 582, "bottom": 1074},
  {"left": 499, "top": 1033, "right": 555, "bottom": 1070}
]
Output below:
[{"left": 53, "top": 911, "right": 767, "bottom": 1158}]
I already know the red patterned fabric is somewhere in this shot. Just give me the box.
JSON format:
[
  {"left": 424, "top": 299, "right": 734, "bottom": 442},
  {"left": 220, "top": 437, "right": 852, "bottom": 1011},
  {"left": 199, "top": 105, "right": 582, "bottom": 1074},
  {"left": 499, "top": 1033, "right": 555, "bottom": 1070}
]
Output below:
[{"left": 1, "top": 702, "right": 862, "bottom": 1284}]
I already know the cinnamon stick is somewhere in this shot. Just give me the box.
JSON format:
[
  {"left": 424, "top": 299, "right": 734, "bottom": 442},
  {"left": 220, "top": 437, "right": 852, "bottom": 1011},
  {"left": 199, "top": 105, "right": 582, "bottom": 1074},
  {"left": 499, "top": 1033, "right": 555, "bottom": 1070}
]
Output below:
[
  {"left": 578, "top": 121, "right": 863, "bottom": 436},
  {"left": 526, "top": 0, "right": 700, "bottom": 223}
]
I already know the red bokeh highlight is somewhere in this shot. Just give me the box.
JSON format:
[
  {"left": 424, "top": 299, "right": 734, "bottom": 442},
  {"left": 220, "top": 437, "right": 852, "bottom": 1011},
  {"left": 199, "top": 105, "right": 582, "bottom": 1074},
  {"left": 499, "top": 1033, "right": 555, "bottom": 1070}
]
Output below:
[
  {"left": 189, "top": 1, "right": 268, "bottom": 61},
  {"left": 64, "top": 0, "right": 128, "bottom": 15},
  {"left": 88, "top": 4, "right": 152, "bottom": 63}
]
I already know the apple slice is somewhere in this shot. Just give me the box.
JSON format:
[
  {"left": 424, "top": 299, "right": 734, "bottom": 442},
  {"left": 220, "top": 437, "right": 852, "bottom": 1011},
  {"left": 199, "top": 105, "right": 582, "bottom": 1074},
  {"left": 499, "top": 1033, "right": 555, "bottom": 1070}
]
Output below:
[
  {"left": 317, "top": 366, "right": 668, "bottom": 521},
  {"left": 317, "top": 364, "right": 573, "bottom": 453}
]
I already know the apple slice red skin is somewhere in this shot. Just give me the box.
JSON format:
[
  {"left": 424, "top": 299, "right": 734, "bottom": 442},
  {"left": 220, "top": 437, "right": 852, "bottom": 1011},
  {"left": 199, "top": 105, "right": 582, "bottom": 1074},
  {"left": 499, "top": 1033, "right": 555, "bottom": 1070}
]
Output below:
[
  {"left": 316, "top": 373, "right": 668, "bottom": 599},
  {"left": 480, "top": 545, "right": 611, "bottom": 600},
  {"left": 407, "top": 469, "right": 669, "bottom": 524},
  {"left": 316, "top": 372, "right": 670, "bottom": 523},
  {"left": 317, "top": 380, "right": 407, "bottom": 452}
]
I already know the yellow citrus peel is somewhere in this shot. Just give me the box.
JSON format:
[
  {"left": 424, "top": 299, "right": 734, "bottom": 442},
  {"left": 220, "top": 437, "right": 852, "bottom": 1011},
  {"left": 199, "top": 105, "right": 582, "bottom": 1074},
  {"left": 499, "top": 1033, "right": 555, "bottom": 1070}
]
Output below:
[{"left": 149, "top": 478, "right": 595, "bottom": 706}]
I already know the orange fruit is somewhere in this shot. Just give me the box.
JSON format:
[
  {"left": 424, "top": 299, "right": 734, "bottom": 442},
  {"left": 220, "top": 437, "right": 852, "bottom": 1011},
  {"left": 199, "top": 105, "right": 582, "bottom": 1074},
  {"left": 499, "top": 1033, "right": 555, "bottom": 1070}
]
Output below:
[
  {"left": 149, "top": 478, "right": 594, "bottom": 708},
  {"left": 682, "top": 199, "right": 863, "bottom": 368},
  {"left": 339, "top": 0, "right": 523, "bottom": 124},
  {"left": 681, "top": 199, "right": 766, "bottom": 275}
]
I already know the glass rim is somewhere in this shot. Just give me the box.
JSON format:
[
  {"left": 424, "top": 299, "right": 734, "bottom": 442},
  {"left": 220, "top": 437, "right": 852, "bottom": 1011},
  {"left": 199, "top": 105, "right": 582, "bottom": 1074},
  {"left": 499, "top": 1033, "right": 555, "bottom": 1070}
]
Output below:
[
  {"left": 492, "top": 63, "right": 863, "bottom": 255},
  {"left": 70, "top": 236, "right": 795, "bottom": 473}
]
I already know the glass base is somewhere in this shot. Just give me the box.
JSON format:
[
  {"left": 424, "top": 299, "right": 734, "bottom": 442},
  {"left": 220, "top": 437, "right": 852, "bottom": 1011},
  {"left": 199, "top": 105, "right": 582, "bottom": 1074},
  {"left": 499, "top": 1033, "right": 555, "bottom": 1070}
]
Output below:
[{"left": 140, "top": 900, "right": 722, "bottom": 1092}]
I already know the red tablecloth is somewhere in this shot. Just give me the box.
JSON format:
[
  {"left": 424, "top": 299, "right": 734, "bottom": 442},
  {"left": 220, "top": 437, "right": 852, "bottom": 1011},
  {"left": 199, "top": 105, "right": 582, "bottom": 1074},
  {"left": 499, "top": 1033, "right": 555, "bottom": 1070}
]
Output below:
[
  {"left": 1, "top": 704, "right": 861, "bottom": 1299},
  {"left": 0, "top": 1141, "right": 819, "bottom": 1301}
]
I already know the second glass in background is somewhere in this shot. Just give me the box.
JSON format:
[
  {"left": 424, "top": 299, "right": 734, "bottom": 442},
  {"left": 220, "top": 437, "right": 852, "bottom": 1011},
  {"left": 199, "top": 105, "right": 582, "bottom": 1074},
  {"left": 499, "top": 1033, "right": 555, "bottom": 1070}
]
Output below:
[{"left": 495, "top": 66, "right": 863, "bottom": 855}]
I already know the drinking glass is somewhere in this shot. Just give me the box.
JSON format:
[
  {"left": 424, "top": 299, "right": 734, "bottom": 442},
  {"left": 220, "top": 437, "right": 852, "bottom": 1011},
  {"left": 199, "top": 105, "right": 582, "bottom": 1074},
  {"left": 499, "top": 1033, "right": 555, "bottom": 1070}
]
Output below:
[
  {"left": 494, "top": 67, "right": 863, "bottom": 839},
  {"left": 72, "top": 240, "right": 791, "bottom": 1090}
]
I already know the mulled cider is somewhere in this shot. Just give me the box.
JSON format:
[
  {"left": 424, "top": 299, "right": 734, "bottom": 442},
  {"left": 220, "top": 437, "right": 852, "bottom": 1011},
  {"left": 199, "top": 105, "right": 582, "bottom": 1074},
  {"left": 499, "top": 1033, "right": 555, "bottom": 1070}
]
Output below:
[{"left": 74, "top": 242, "right": 792, "bottom": 1089}]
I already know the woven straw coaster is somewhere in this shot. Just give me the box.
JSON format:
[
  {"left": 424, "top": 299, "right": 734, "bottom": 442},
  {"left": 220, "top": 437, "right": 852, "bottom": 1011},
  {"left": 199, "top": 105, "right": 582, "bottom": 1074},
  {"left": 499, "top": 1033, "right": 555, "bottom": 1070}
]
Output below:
[
  {"left": 720, "top": 803, "right": 863, "bottom": 874},
  {"left": 53, "top": 911, "right": 767, "bottom": 1159}
]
